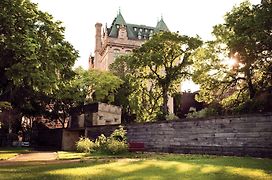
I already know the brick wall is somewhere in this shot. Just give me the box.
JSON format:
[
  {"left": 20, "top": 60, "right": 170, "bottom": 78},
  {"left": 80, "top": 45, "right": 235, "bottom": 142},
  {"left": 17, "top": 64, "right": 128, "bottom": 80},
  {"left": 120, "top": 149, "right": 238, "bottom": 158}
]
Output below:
[{"left": 126, "top": 114, "right": 272, "bottom": 157}]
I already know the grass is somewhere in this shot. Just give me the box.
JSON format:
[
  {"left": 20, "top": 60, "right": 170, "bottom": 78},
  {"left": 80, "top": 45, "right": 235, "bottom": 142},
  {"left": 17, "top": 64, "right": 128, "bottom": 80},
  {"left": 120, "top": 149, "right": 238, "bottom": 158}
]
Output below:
[
  {"left": 0, "top": 151, "right": 271, "bottom": 180},
  {"left": 0, "top": 147, "right": 30, "bottom": 160}
]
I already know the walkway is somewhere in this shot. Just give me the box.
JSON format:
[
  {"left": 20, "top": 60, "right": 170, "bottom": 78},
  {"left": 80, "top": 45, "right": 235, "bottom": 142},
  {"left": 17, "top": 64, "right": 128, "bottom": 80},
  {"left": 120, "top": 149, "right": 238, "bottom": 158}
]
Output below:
[{"left": 7, "top": 151, "right": 57, "bottom": 162}]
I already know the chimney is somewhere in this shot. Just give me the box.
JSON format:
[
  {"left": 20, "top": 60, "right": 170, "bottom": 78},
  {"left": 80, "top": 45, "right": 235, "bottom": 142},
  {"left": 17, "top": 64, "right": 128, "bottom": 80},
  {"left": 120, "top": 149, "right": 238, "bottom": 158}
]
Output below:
[{"left": 95, "top": 23, "right": 102, "bottom": 52}]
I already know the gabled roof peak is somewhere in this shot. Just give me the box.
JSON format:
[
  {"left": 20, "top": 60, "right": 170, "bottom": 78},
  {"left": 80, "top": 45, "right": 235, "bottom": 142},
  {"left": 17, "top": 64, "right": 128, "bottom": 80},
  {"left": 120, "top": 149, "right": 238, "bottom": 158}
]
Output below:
[{"left": 155, "top": 17, "right": 169, "bottom": 32}]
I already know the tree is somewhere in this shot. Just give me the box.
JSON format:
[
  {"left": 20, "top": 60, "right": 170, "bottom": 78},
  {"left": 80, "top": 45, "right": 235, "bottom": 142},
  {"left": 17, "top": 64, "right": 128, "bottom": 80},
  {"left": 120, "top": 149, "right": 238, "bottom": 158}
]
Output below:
[
  {"left": 193, "top": 1, "right": 272, "bottom": 112},
  {"left": 131, "top": 32, "right": 202, "bottom": 119},
  {"left": 0, "top": 0, "right": 78, "bottom": 113},
  {"left": 111, "top": 55, "right": 163, "bottom": 122},
  {"left": 40, "top": 67, "right": 123, "bottom": 128},
  {"left": 111, "top": 32, "right": 202, "bottom": 120}
]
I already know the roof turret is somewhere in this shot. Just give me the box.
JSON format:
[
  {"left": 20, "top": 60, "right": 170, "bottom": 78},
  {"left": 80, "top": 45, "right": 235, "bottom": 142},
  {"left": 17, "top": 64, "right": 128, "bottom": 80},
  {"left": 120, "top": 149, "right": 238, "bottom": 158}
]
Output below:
[{"left": 155, "top": 16, "right": 169, "bottom": 32}]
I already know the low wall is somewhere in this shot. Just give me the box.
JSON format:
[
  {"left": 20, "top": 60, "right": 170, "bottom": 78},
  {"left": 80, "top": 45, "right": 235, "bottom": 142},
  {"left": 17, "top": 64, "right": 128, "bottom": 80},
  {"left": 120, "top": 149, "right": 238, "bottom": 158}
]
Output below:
[
  {"left": 126, "top": 114, "right": 272, "bottom": 157},
  {"left": 86, "top": 125, "right": 119, "bottom": 140},
  {"left": 62, "top": 129, "right": 83, "bottom": 151}
]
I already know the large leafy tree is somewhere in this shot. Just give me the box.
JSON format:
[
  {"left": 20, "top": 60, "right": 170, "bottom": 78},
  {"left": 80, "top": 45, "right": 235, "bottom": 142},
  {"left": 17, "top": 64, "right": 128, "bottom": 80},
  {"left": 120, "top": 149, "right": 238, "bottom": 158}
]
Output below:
[
  {"left": 0, "top": 0, "right": 78, "bottom": 113},
  {"left": 40, "top": 68, "right": 123, "bottom": 128},
  {"left": 193, "top": 1, "right": 272, "bottom": 111},
  {"left": 132, "top": 32, "right": 202, "bottom": 119},
  {"left": 111, "top": 55, "right": 162, "bottom": 122},
  {"left": 111, "top": 32, "right": 202, "bottom": 120}
]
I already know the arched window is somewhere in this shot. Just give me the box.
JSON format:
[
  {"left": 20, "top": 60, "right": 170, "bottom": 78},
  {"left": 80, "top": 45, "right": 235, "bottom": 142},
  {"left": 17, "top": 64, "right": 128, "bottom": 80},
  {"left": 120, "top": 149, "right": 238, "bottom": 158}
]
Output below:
[
  {"left": 113, "top": 49, "right": 120, "bottom": 60},
  {"left": 125, "top": 50, "right": 131, "bottom": 54}
]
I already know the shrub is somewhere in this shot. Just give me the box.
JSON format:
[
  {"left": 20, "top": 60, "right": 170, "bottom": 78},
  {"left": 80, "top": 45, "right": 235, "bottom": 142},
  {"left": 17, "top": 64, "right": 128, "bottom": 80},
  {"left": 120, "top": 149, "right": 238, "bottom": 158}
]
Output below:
[
  {"left": 110, "top": 125, "right": 127, "bottom": 142},
  {"left": 76, "top": 137, "right": 95, "bottom": 153},
  {"left": 75, "top": 126, "right": 128, "bottom": 155},
  {"left": 94, "top": 134, "right": 108, "bottom": 151},
  {"left": 166, "top": 113, "right": 179, "bottom": 121},
  {"left": 186, "top": 107, "right": 219, "bottom": 118},
  {"left": 107, "top": 139, "right": 128, "bottom": 155}
]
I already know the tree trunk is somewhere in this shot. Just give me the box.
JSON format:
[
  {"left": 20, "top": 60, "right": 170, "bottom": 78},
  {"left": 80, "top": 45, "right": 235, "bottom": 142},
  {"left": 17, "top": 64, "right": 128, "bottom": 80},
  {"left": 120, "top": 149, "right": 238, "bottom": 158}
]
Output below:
[
  {"left": 161, "top": 86, "right": 169, "bottom": 120},
  {"left": 245, "top": 68, "right": 256, "bottom": 99}
]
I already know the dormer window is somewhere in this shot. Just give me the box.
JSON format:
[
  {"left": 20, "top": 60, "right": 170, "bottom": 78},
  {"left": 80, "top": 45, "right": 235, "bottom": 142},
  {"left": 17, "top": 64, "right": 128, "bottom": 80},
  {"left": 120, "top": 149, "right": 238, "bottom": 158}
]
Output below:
[
  {"left": 134, "top": 27, "right": 137, "bottom": 31},
  {"left": 145, "top": 29, "right": 148, "bottom": 33},
  {"left": 116, "top": 25, "right": 120, "bottom": 28},
  {"left": 150, "top": 30, "right": 153, "bottom": 33},
  {"left": 138, "top": 35, "right": 142, "bottom": 39},
  {"left": 139, "top": 28, "right": 143, "bottom": 32}
]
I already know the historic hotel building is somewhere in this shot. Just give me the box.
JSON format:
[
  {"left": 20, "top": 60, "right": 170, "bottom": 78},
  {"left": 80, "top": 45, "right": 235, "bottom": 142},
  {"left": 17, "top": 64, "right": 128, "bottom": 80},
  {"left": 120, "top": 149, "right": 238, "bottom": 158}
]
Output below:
[
  {"left": 89, "top": 11, "right": 174, "bottom": 113},
  {"left": 89, "top": 11, "right": 169, "bottom": 70}
]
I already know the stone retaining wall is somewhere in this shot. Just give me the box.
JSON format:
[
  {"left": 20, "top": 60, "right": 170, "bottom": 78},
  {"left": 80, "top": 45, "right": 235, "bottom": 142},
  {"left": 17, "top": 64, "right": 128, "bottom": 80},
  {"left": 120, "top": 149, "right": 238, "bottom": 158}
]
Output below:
[{"left": 126, "top": 114, "right": 272, "bottom": 157}]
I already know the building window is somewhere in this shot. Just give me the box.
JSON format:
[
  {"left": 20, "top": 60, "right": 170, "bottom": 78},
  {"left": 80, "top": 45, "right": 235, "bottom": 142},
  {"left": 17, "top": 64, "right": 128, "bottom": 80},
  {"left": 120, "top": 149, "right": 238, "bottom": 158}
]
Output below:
[
  {"left": 113, "top": 49, "right": 120, "bottom": 59},
  {"left": 139, "top": 28, "right": 143, "bottom": 32},
  {"left": 145, "top": 29, "right": 148, "bottom": 32},
  {"left": 134, "top": 27, "right": 137, "bottom": 31},
  {"left": 138, "top": 35, "right": 142, "bottom": 39},
  {"left": 125, "top": 50, "right": 131, "bottom": 54},
  {"left": 116, "top": 25, "right": 120, "bottom": 28},
  {"left": 150, "top": 30, "right": 153, "bottom": 33}
]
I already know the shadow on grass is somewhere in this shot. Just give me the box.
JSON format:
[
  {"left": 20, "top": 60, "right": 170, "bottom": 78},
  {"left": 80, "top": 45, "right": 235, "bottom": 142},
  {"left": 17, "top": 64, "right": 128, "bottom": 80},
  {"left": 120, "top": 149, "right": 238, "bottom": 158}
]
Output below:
[{"left": 0, "top": 156, "right": 271, "bottom": 180}]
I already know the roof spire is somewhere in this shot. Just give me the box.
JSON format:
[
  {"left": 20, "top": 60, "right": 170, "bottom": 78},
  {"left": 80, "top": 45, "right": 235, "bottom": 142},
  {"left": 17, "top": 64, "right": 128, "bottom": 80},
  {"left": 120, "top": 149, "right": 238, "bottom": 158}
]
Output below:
[
  {"left": 155, "top": 15, "right": 169, "bottom": 32},
  {"left": 118, "top": 7, "right": 121, "bottom": 14}
]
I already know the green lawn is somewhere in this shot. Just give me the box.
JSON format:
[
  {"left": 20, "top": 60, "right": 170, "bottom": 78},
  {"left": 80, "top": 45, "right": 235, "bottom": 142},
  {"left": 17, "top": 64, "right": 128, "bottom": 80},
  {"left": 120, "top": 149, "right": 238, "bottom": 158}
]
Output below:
[
  {"left": 1, "top": 152, "right": 271, "bottom": 180},
  {"left": 0, "top": 147, "right": 30, "bottom": 160}
]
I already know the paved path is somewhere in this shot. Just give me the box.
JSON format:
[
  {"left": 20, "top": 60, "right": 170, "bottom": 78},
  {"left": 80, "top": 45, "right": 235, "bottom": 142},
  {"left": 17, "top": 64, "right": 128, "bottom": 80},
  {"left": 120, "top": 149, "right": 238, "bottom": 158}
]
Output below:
[{"left": 7, "top": 151, "right": 57, "bottom": 162}]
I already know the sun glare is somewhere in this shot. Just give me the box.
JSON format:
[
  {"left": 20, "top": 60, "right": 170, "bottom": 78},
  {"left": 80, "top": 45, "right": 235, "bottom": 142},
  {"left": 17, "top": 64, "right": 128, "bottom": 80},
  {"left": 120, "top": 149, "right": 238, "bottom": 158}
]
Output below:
[
  {"left": 222, "top": 57, "right": 237, "bottom": 68},
  {"left": 181, "top": 80, "right": 200, "bottom": 92}
]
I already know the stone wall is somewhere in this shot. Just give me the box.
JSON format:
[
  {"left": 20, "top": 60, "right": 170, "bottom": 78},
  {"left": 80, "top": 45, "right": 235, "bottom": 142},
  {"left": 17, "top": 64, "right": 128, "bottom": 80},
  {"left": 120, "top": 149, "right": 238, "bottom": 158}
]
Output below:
[
  {"left": 126, "top": 114, "right": 272, "bottom": 157},
  {"left": 62, "top": 129, "right": 83, "bottom": 151},
  {"left": 86, "top": 125, "right": 119, "bottom": 140}
]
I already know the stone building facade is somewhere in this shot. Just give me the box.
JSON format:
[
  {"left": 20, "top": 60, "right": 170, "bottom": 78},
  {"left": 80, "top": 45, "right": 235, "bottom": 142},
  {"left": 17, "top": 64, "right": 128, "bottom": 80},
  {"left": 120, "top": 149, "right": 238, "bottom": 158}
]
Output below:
[
  {"left": 89, "top": 12, "right": 174, "bottom": 112},
  {"left": 89, "top": 11, "right": 169, "bottom": 70}
]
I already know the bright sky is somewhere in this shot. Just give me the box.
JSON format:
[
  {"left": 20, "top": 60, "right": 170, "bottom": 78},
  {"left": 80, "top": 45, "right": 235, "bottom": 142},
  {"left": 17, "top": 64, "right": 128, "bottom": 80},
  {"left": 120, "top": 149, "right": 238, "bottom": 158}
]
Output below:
[{"left": 31, "top": 0, "right": 260, "bottom": 92}]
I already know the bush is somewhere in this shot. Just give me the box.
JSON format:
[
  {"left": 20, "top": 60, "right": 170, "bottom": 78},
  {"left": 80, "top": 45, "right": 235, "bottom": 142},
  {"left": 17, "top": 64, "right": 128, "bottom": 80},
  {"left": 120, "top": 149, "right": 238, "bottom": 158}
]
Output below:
[
  {"left": 75, "top": 126, "right": 128, "bottom": 155},
  {"left": 107, "top": 139, "right": 128, "bottom": 155},
  {"left": 94, "top": 134, "right": 108, "bottom": 151},
  {"left": 166, "top": 113, "right": 179, "bottom": 121},
  {"left": 186, "top": 107, "right": 219, "bottom": 118},
  {"left": 110, "top": 125, "right": 127, "bottom": 142},
  {"left": 76, "top": 137, "right": 95, "bottom": 153}
]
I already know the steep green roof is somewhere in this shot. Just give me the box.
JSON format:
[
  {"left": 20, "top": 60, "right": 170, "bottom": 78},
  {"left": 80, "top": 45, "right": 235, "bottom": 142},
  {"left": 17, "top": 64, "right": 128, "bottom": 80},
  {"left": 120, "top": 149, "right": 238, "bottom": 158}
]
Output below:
[
  {"left": 107, "top": 13, "right": 169, "bottom": 40},
  {"left": 155, "top": 18, "right": 169, "bottom": 32},
  {"left": 115, "top": 12, "right": 126, "bottom": 26},
  {"left": 108, "top": 12, "right": 127, "bottom": 37}
]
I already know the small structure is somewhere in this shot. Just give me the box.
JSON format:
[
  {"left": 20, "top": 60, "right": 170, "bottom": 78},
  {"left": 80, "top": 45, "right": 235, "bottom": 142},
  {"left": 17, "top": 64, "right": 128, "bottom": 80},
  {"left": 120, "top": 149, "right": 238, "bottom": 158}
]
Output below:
[
  {"left": 69, "top": 103, "right": 121, "bottom": 128},
  {"left": 62, "top": 103, "right": 122, "bottom": 150}
]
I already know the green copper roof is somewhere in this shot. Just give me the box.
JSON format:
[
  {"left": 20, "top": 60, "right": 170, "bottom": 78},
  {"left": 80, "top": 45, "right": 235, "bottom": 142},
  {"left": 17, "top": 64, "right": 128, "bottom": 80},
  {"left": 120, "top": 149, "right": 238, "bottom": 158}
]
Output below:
[
  {"left": 155, "top": 18, "right": 169, "bottom": 32},
  {"left": 107, "top": 13, "right": 169, "bottom": 40},
  {"left": 115, "top": 12, "right": 126, "bottom": 25}
]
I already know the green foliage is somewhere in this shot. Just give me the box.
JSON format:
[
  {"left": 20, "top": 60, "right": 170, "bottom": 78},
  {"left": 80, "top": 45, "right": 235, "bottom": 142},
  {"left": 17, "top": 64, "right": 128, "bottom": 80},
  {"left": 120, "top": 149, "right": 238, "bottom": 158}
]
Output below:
[
  {"left": 94, "top": 134, "right": 108, "bottom": 152},
  {"left": 0, "top": 0, "right": 78, "bottom": 120},
  {"left": 110, "top": 125, "right": 127, "bottom": 142},
  {"left": 111, "top": 32, "right": 202, "bottom": 121},
  {"left": 76, "top": 126, "right": 128, "bottom": 155},
  {"left": 0, "top": 101, "right": 12, "bottom": 110},
  {"left": 186, "top": 107, "right": 219, "bottom": 118},
  {"left": 76, "top": 137, "right": 95, "bottom": 153},
  {"left": 166, "top": 113, "right": 179, "bottom": 121},
  {"left": 106, "top": 139, "right": 128, "bottom": 155},
  {"left": 193, "top": 1, "right": 272, "bottom": 112},
  {"left": 72, "top": 67, "right": 123, "bottom": 104}
]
